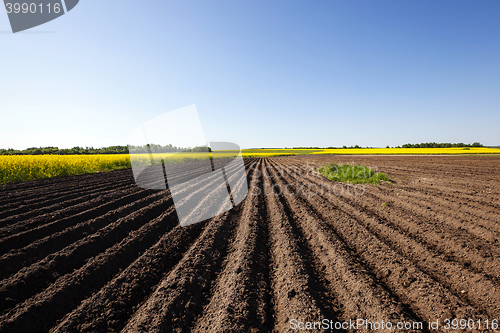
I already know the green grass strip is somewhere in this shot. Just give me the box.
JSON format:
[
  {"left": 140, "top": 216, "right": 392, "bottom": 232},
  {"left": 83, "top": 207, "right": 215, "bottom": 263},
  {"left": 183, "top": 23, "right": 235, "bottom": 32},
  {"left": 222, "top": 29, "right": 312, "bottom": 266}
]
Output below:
[{"left": 318, "top": 163, "right": 389, "bottom": 184}]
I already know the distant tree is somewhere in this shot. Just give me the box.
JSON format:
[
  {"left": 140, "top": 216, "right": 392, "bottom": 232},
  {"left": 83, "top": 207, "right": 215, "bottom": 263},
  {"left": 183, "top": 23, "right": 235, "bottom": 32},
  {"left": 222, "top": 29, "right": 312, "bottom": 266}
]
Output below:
[
  {"left": 192, "top": 146, "right": 211, "bottom": 152},
  {"left": 399, "top": 142, "right": 482, "bottom": 149}
]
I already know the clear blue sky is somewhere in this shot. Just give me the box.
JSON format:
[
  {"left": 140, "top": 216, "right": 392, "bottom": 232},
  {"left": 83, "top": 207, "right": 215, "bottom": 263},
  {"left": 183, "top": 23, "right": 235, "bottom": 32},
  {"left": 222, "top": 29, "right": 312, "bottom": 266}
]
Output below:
[{"left": 1, "top": 0, "right": 499, "bottom": 149}]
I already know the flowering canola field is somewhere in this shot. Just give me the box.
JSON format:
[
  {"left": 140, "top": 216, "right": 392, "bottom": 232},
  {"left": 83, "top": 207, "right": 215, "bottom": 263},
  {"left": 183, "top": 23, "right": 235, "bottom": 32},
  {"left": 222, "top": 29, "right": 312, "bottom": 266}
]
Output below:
[
  {"left": 0, "top": 155, "right": 130, "bottom": 184},
  {"left": 312, "top": 147, "right": 500, "bottom": 155}
]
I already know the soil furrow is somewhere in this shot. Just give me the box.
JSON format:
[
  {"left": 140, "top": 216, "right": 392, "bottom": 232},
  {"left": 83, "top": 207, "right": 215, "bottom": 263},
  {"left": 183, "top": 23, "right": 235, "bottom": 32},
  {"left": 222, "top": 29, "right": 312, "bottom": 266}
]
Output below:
[
  {"left": 50, "top": 222, "right": 206, "bottom": 333},
  {"left": 283, "top": 160, "right": 500, "bottom": 308},
  {"left": 191, "top": 160, "right": 273, "bottom": 332},
  {"left": 0, "top": 190, "right": 166, "bottom": 281},
  {"left": 0, "top": 186, "right": 140, "bottom": 238},
  {"left": 284, "top": 159, "right": 500, "bottom": 250},
  {"left": 49, "top": 160, "right": 257, "bottom": 333},
  {"left": 0, "top": 206, "right": 179, "bottom": 333},
  {"left": 0, "top": 169, "right": 132, "bottom": 204},
  {"left": 0, "top": 188, "right": 148, "bottom": 254},
  {"left": 267, "top": 159, "right": 423, "bottom": 332},
  {"left": 0, "top": 180, "right": 135, "bottom": 223},
  {"left": 262, "top": 160, "right": 345, "bottom": 332},
  {"left": 121, "top": 162, "right": 260, "bottom": 333},
  {"left": 0, "top": 194, "right": 172, "bottom": 314},
  {"left": 393, "top": 184, "right": 500, "bottom": 221},
  {"left": 303, "top": 187, "right": 500, "bottom": 316},
  {"left": 365, "top": 185, "right": 500, "bottom": 242},
  {"left": 335, "top": 186, "right": 500, "bottom": 282},
  {"left": 281, "top": 158, "right": 500, "bottom": 280},
  {"left": 272, "top": 159, "right": 488, "bottom": 330}
]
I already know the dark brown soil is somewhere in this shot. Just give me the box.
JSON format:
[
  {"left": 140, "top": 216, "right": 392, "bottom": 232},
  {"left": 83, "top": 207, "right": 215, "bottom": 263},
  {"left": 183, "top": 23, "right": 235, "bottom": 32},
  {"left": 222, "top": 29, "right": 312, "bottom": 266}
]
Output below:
[{"left": 1, "top": 155, "right": 499, "bottom": 332}]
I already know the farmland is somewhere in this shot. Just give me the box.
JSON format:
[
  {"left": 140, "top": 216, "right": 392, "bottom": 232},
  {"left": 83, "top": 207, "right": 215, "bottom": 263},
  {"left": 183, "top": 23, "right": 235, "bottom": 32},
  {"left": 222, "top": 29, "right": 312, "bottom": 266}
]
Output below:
[
  {"left": 1, "top": 155, "right": 499, "bottom": 332},
  {"left": 1, "top": 147, "right": 500, "bottom": 185}
]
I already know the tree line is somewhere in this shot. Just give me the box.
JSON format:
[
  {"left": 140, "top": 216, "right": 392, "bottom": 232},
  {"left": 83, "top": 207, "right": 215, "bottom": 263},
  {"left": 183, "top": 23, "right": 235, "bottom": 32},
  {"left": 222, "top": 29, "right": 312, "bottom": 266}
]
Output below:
[
  {"left": 0, "top": 144, "right": 211, "bottom": 155},
  {"left": 292, "top": 142, "right": 484, "bottom": 149},
  {"left": 400, "top": 142, "right": 483, "bottom": 148}
]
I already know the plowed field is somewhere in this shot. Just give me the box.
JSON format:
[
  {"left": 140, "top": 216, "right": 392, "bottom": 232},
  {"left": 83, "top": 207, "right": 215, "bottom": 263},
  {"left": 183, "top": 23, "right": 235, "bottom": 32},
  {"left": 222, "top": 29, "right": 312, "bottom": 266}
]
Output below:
[{"left": 1, "top": 156, "right": 499, "bottom": 332}]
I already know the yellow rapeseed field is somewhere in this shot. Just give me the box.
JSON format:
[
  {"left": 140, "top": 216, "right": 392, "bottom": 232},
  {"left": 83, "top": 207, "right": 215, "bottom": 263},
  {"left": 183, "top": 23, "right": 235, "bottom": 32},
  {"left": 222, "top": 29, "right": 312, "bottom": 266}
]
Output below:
[
  {"left": 0, "top": 155, "right": 130, "bottom": 184},
  {"left": 311, "top": 147, "right": 500, "bottom": 155}
]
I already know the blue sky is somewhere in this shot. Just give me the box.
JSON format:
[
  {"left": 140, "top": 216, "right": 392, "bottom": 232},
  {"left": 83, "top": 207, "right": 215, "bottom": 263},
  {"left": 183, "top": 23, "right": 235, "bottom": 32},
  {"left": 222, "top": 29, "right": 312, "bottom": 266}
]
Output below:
[{"left": 1, "top": 0, "right": 499, "bottom": 149}]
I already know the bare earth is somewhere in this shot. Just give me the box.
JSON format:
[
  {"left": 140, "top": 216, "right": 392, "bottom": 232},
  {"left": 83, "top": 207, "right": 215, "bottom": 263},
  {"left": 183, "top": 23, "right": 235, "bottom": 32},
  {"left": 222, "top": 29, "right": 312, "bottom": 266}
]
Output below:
[{"left": 0, "top": 155, "right": 499, "bottom": 332}]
